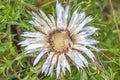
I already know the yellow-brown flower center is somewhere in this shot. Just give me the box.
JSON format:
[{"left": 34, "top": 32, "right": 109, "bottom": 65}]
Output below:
[{"left": 48, "top": 30, "right": 71, "bottom": 54}]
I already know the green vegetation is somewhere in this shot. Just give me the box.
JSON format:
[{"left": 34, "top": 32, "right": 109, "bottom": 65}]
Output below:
[{"left": 0, "top": 0, "right": 120, "bottom": 80}]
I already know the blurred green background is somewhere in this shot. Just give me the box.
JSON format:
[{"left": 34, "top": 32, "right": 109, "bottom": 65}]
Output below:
[{"left": 0, "top": 0, "right": 120, "bottom": 80}]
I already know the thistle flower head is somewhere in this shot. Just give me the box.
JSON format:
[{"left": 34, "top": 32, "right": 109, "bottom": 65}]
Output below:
[{"left": 19, "top": 1, "right": 99, "bottom": 78}]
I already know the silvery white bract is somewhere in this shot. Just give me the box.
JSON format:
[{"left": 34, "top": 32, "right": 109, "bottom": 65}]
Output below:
[{"left": 19, "top": 1, "right": 99, "bottom": 78}]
